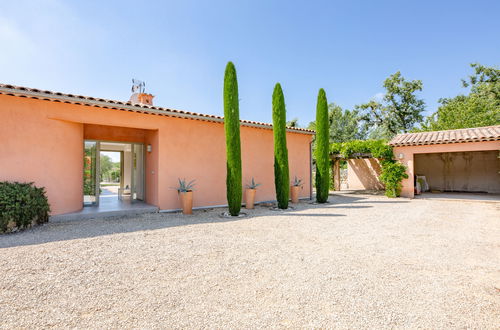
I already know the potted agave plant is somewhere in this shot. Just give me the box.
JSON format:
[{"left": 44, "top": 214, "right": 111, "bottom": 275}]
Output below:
[
  {"left": 291, "top": 176, "right": 303, "bottom": 203},
  {"left": 245, "top": 177, "right": 261, "bottom": 209},
  {"left": 176, "top": 178, "right": 195, "bottom": 215}
]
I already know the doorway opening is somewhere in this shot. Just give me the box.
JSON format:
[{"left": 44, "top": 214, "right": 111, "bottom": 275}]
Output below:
[
  {"left": 414, "top": 150, "right": 500, "bottom": 200},
  {"left": 83, "top": 141, "right": 145, "bottom": 208}
]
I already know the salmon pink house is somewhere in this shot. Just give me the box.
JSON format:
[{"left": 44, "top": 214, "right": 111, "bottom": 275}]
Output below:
[{"left": 0, "top": 84, "right": 314, "bottom": 216}]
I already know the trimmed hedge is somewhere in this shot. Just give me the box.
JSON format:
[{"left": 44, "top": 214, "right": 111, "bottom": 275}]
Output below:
[{"left": 0, "top": 182, "right": 50, "bottom": 233}]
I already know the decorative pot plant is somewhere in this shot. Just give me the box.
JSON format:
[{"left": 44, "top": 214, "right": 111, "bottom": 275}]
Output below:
[
  {"left": 291, "top": 176, "right": 303, "bottom": 203},
  {"left": 245, "top": 178, "right": 261, "bottom": 209},
  {"left": 176, "top": 178, "right": 195, "bottom": 215}
]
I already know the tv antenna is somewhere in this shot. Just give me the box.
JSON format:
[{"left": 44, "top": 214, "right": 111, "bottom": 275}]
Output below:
[{"left": 131, "top": 79, "right": 146, "bottom": 94}]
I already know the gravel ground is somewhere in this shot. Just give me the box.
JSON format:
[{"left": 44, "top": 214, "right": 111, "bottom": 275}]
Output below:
[{"left": 1, "top": 193, "right": 499, "bottom": 328}]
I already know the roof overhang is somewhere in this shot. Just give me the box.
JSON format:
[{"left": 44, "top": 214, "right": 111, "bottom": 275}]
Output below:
[{"left": 0, "top": 84, "right": 315, "bottom": 135}]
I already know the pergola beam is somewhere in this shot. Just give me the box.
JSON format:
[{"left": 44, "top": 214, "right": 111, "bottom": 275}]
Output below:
[{"left": 330, "top": 152, "right": 373, "bottom": 160}]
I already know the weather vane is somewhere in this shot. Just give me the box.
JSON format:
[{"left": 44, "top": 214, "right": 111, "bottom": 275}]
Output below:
[{"left": 131, "top": 79, "right": 145, "bottom": 94}]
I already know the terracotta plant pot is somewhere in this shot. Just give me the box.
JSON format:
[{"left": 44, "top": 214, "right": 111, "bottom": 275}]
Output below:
[
  {"left": 179, "top": 191, "right": 193, "bottom": 215},
  {"left": 245, "top": 188, "right": 256, "bottom": 209},
  {"left": 291, "top": 186, "right": 300, "bottom": 203}
]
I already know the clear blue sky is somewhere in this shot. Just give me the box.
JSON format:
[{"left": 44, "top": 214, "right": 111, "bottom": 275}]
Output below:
[{"left": 1, "top": 0, "right": 499, "bottom": 126}]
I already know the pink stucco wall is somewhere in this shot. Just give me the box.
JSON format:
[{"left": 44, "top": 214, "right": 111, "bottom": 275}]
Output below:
[
  {"left": 0, "top": 94, "right": 312, "bottom": 215},
  {"left": 346, "top": 158, "right": 384, "bottom": 190},
  {"left": 393, "top": 141, "right": 500, "bottom": 198}
]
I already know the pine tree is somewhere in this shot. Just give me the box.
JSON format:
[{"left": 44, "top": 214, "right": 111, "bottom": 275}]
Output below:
[
  {"left": 272, "top": 83, "right": 290, "bottom": 209},
  {"left": 315, "top": 88, "right": 330, "bottom": 203},
  {"left": 223, "top": 62, "right": 242, "bottom": 216}
]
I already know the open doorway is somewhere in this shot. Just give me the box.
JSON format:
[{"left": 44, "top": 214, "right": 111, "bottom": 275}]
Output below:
[
  {"left": 414, "top": 150, "right": 500, "bottom": 200},
  {"left": 83, "top": 141, "right": 145, "bottom": 208},
  {"left": 100, "top": 150, "right": 122, "bottom": 201}
]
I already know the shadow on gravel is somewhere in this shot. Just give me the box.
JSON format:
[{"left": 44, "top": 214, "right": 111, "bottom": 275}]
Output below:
[
  {"left": 0, "top": 211, "right": 247, "bottom": 249},
  {"left": 0, "top": 193, "right": 407, "bottom": 249},
  {"left": 275, "top": 213, "right": 346, "bottom": 217}
]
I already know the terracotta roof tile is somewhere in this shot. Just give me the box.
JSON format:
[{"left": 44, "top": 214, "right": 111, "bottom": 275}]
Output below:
[
  {"left": 0, "top": 83, "right": 315, "bottom": 135},
  {"left": 389, "top": 126, "right": 500, "bottom": 146}
]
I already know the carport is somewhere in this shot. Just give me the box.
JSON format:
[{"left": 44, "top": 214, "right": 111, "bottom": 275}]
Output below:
[{"left": 390, "top": 126, "right": 500, "bottom": 199}]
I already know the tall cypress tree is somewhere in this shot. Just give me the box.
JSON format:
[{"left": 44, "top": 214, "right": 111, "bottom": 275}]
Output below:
[
  {"left": 223, "top": 62, "right": 242, "bottom": 216},
  {"left": 272, "top": 83, "right": 290, "bottom": 209},
  {"left": 315, "top": 88, "right": 330, "bottom": 203}
]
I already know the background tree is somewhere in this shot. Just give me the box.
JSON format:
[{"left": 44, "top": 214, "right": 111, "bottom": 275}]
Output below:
[
  {"left": 286, "top": 118, "right": 299, "bottom": 128},
  {"left": 99, "top": 155, "right": 114, "bottom": 181},
  {"left": 223, "top": 62, "right": 242, "bottom": 216},
  {"left": 315, "top": 88, "right": 330, "bottom": 203},
  {"left": 272, "top": 83, "right": 290, "bottom": 209},
  {"left": 357, "top": 71, "right": 425, "bottom": 138},
  {"left": 308, "top": 103, "right": 367, "bottom": 143},
  {"left": 421, "top": 63, "right": 499, "bottom": 131}
]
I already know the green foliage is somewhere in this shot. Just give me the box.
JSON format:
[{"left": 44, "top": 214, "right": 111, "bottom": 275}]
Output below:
[
  {"left": 357, "top": 71, "right": 425, "bottom": 138},
  {"left": 422, "top": 95, "right": 499, "bottom": 131},
  {"left": 245, "top": 177, "right": 261, "bottom": 189},
  {"left": 0, "top": 182, "right": 50, "bottom": 233},
  {"left": 83, "top": 146, "right": 96, "bottom": 195},
  {"left": 379, "top": 161, "right": 409, "bottom": 198},
  {"left": 224, "top": 62, "right": 243, "bottom": 216},
  {"left": 420, "top": 63, "right": 500, "bottom": 131},
  {"left": 272, "top": 83, "right": 290, "bottom": 209},
  {"left": 100, "top": 155, "right": 114, "bottom": 179},
  {"left": 308, "top": 103, "right": 367, "bottom": 143},
  {"left": 462, "top": 63, "right": 500, "bottom": 99},
  {"left": 286, "top": 118, "right": 300, "bottom": 128},
  {"left": 330, "top": 139, "right": 393, "bottom": 159},
  {"left": 315, "top": 88, "right": 330, "bottom": 203},
  {"left": 100, "top": 154, "right": 120, "bottom": 182},
  {"left": 175, "top": 178, "right": 196, "bottom": 192},
  {"left": 330, "top": 140, "right": 407, "bottom": 197}
]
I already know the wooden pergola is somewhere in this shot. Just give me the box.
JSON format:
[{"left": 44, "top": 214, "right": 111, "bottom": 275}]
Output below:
[{"left": 330, "top": 153, "right": 374, "bottom": 191}]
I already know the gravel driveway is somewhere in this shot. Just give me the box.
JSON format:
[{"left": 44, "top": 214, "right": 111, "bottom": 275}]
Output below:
[{"left": 1, "top": 193, "right": 499, "bottom": 328}]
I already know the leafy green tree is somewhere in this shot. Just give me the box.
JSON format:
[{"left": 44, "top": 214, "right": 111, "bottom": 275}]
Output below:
[
  {"left": 315, "top": 88, "right": 330, "bottom": 203},
  {"left": 223, "top": 62, "right": 242, "bottom": 216},
  {"left": 308, "top": 103, "right": 367, "bottom": 143},
  {"left": 99, "top": 155, "right": 116, "bottom": 182},
  {"left": 272, "top": 83, "right": 290, "bottom": 209},
  {"left": 421, "top": 63, "right": 500, "bottom": 131},
  {"left": 357, "top": 71, "right": 425, "bottom": 138},
  {"left": 462, "top": 63, "right": 500, "bottom": 100},
  {"left": 286, "top": 118, "right": 300, "bottom": 128}
]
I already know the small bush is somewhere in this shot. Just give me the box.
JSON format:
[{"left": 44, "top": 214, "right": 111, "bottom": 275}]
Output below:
[
  {"left": 379, "top": 161, "right": 409, "bottom": 197},
  {"left": 0, "top": 182, "right": 50, "bottom": 233}
]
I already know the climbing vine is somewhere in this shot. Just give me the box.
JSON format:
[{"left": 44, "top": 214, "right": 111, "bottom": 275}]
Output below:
[{"left": 330, "top": 140, "right": 408, "bottom": 197}]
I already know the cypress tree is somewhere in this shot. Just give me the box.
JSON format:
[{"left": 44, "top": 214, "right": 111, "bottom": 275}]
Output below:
[
  {"left": 272, "top": 83, "right": 290, "bottom": 209},
  {"left": 223, "top": 62, "right": 242, "bottom": 216},
  {"left": 315, "top": 88, "right": 330, "bottom": 203}
]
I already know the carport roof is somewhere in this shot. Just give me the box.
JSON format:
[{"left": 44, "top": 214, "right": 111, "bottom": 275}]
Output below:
[{"left": 389, "top": 125, "right": 500, "bottom": 146}]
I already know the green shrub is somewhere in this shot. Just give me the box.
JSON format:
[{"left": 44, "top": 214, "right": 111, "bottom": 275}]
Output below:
[
  {"left": 223, "top": 62, "right": 243, "bottom": 216},
  {"left": 315, "top": 88, "right": 330, "bottom": 203},
  {"left": 0, "top": 182, "right": 50, "bottom": 233},
  {"left": 272, "top": 83, "right": 290, "bottom": 209},
  {"left": 379, "top": 161, "right": 409, "bottom": 197}
]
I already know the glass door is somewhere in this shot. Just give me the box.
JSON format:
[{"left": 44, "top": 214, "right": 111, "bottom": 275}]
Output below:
[
  {"left": 132, "top": 143, "right": 145, "bottom": 200},
  {"left": 83, "top": 141, "right": 100, "bottom": 206}
]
